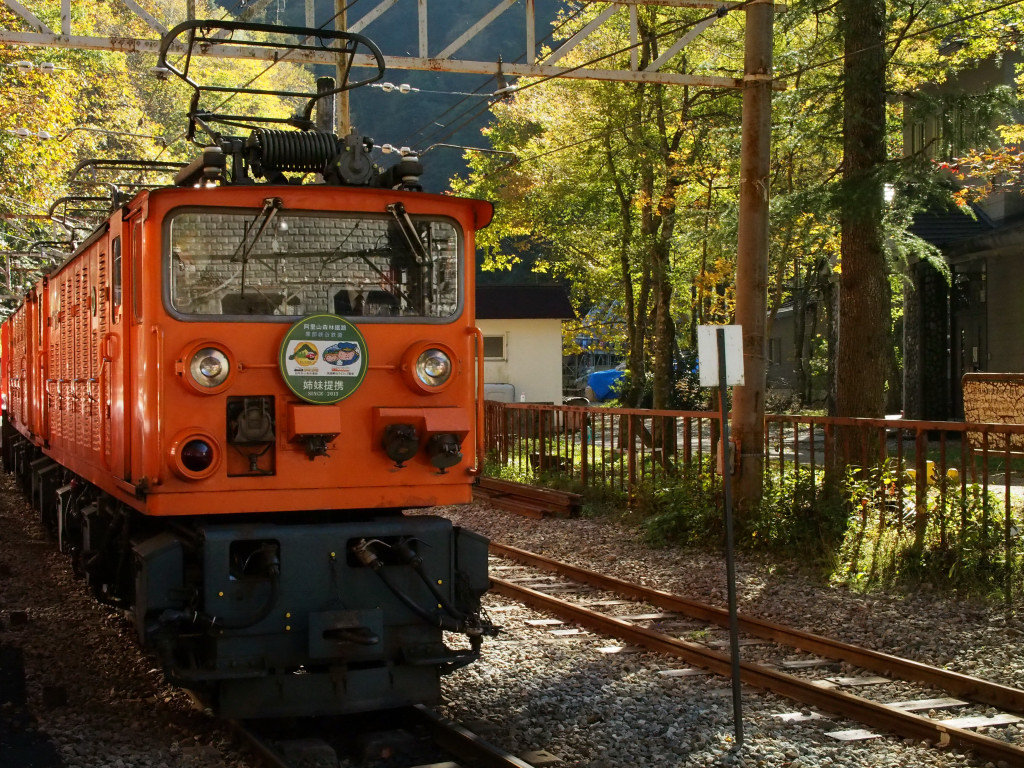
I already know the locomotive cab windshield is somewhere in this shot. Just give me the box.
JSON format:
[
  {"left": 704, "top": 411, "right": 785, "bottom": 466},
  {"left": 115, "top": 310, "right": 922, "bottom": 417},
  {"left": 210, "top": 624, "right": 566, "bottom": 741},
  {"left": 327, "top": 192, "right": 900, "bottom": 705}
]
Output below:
[{"left": 167, "top": 207, "right": 460, "bottom": 320}]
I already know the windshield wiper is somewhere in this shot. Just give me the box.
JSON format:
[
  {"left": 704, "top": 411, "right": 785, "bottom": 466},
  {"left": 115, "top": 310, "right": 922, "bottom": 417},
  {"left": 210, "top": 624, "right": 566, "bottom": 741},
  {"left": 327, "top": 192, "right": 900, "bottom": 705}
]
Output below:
[
  {"left": 231, "top": 197, "right": 283, "bottom": 297},
  {"left": 386, "top": 202, "right": 429, "bottom": 266}
]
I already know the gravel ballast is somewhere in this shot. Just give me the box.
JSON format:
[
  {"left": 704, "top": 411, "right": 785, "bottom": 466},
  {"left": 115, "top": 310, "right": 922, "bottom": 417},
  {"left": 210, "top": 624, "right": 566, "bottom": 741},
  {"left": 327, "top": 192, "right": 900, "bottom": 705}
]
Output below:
[
  {"left": 431, "top": 504, "right": 1024, "bottom": 768},
  {"left": 0, "top": 475, "right": 254, "bottom": 768},
  {"left": 2, "top": 470, "right": 1023, "bottom": 768}
]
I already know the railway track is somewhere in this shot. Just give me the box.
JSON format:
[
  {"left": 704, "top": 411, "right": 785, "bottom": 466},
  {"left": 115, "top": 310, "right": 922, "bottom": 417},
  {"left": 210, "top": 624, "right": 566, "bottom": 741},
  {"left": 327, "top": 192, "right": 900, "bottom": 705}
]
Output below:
[
  {"left": 230, "top": 705, "right": 538, "bottom": 768},
  {"left": 489, "top": 541, "right": 1024, "bottom": 766}
]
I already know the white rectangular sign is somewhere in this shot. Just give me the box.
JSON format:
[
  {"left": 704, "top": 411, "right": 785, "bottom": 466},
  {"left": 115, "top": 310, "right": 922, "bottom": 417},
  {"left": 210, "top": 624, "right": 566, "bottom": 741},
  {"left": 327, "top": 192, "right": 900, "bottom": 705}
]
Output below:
[{"left": 697, "top": 325, "right": 745, "bottom": 387}]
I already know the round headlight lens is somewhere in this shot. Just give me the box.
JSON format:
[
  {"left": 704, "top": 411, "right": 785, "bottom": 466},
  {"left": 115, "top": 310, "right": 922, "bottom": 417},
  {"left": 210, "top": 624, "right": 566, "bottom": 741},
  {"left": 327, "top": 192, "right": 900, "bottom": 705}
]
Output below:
[
  {"left": 415, "top": 348, "right": 452, "bottom": 386},
  {"left": 190, "top": 347, "right": 230, "bottom": 388},
  {"left": 180, "top": 439, "right": 215, "bottom": 472}
]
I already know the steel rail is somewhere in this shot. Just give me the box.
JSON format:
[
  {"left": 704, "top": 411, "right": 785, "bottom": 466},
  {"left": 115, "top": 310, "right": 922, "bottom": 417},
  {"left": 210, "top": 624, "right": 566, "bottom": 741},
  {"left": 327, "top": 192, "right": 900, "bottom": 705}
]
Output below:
[
  {"left": 411, "top": 705, "right": 537, "bottom": 767},
  {"left": 230, "top": 721, "right": 292, "bottom": 768},
  {"left": 490, "top": 542, "right": 1024, "bottom": 713},
  {"left": 491, "top": 576, "right": 1024, "bottom": 766}
]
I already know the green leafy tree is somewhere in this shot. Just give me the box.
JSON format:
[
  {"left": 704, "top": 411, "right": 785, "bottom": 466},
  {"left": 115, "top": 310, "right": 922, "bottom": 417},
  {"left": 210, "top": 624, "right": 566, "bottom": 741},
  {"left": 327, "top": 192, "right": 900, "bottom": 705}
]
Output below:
[
  {"left": 0, "top": 1, "right": 318, "bottom": 310},
  {"left": 455, "top": 5, "right": 745, "bottom": 409}
]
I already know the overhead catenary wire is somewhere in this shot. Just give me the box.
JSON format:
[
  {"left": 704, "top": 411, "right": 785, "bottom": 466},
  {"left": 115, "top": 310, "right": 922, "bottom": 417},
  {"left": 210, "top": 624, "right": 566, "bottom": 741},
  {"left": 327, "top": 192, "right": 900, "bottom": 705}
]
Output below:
[
  {"left": 158, "top": 1, "right": 731, "bottom": 158},
  {"left": 398, "top": 1, "right": 753, "bottom": 152},
  {"left": 395, "top": 2, "right": 594, "bottom": 148}
]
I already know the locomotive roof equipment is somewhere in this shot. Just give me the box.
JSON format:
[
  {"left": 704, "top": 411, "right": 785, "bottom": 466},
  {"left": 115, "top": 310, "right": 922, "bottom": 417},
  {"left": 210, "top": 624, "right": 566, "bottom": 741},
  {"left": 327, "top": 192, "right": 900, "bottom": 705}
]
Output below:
[{"left": 156, "top": 20, "right": 421, "bottom": 190}]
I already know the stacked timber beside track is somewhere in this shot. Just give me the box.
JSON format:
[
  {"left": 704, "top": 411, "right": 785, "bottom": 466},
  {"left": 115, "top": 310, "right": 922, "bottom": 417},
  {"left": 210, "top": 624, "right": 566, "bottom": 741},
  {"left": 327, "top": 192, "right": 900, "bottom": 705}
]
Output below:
[{"left": 474, "top": 478, "right": 581, "bottom": 518}]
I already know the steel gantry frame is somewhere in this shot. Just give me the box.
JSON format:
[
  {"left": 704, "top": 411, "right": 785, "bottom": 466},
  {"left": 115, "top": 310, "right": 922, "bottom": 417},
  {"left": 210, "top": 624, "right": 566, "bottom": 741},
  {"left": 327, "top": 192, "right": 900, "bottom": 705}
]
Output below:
[{"left": 0, "top": 0, "right": 754, "bottom": 88}]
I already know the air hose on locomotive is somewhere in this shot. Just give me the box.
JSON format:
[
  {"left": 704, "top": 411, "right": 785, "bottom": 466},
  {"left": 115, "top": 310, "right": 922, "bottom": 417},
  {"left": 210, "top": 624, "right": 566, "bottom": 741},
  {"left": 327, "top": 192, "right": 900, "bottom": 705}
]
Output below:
[
  {"left": 351, "top": 538, "right": 498, "bottom": 657},
  {"left": 392, "top": 536, "right": 469, "bottom": 621},
  {"left": 148, "top": 544, "right": 282, "bottom": 684},
  {"left": 154, "top": 544, "right": 282, "bottom": 632}
]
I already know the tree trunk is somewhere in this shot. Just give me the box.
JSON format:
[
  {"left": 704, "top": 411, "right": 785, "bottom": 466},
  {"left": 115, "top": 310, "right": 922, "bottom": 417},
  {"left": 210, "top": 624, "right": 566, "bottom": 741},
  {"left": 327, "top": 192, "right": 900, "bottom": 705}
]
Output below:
[{"left": 836, "top": 0, "right": 888, "bottom": 450}]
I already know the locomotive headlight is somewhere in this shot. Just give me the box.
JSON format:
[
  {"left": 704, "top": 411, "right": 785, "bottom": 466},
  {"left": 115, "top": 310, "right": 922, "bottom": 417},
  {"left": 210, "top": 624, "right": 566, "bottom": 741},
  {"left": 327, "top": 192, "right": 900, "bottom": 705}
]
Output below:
[
  {"left": 415, "top": 349, "right": 452, "bottom": 387},
  {"left": 402, "top": 341, "right": 458, "bottom": 394},
  {"left": 189, "top": 347, "right": 230, "bottom": 388},
  {"left": 178, "top": 342, "right": 236, "bottom": 394}
]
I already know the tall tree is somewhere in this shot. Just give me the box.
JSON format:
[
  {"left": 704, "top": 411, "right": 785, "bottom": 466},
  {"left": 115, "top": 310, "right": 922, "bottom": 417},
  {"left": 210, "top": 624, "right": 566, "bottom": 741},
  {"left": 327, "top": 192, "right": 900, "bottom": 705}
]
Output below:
[
  {"left": 455, "top": 5, "right": 744, "bottom": 409},
  {"left": 836, "top": 0, "right": 889, "bottom": 423}
]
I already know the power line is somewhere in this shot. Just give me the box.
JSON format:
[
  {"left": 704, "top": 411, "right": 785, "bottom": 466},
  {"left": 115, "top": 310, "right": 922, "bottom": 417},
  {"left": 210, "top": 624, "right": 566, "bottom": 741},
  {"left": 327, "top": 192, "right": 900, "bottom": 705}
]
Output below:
[
  {"left": 395, "top": 3, "right": 594, "bottom": 148},
  {"left": 399, "top": 1, "right": 750, "bottom": 153}
]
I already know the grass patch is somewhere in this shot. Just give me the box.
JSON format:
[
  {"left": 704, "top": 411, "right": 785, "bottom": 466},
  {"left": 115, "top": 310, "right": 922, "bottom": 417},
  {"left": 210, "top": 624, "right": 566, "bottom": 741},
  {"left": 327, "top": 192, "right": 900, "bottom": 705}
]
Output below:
[
  {"left": 835, "top": 464, "right": 1022, "bottom": 599},
  {"left": 484, "top": 450, "right": 1024, "bottom": 602}
]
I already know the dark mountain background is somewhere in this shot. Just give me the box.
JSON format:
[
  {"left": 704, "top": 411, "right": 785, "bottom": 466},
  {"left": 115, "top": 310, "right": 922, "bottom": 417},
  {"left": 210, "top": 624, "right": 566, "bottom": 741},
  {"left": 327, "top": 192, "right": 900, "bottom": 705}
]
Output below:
[{"left": 262, "top": 0, "right": 563, "bottom": 192}]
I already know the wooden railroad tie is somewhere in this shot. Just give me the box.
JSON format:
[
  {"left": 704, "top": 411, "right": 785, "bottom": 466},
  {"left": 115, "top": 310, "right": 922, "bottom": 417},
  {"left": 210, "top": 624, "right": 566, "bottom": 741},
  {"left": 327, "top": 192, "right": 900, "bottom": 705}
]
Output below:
[{"left": 473, "top": 477, "right": 582, "bottom": 518}]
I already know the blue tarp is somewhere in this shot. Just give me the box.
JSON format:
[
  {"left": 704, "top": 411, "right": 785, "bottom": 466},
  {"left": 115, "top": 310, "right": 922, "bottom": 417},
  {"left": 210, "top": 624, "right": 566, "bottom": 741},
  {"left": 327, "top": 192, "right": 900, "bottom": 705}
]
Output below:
[{"left": 587, "top": 368, "right": 625, "bottom": 401}]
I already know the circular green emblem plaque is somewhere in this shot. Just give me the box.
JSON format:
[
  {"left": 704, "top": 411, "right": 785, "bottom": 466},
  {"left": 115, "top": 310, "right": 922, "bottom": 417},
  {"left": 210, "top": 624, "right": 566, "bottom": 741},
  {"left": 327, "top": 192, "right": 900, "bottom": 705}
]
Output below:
[{"left": 279, "top": 314, "right": 368, "bottom": 404}]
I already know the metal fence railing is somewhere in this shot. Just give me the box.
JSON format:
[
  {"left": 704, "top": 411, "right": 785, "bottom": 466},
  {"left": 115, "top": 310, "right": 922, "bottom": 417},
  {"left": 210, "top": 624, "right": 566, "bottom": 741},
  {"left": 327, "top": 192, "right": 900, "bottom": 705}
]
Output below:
[
  {"left": 484, "top": 401, "right": 721, "bottom": 493},
  {"left": 483, "top": 401, "right": 1024, "bottom": 602}
]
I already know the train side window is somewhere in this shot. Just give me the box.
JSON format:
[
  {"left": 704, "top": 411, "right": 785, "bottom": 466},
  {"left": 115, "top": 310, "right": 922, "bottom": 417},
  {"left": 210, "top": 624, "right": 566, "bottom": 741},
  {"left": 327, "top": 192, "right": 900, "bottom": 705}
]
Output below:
[{"left": 111, "top": 236, "right": 122, "bottom": 319}]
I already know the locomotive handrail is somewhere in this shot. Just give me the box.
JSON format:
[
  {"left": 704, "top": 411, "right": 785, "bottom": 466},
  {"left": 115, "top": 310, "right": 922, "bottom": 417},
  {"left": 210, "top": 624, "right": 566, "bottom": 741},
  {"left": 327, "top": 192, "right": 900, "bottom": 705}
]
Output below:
[
  {"left": 98, "top": 361, "right": 110, "bottom": 471},
  {"left": 101, "top": 332, "right": 116, "bottom": 363},
  {"left": 150, "top": 325, "right": 163, "bottom": 487},
  {"left": 470, "top": 326, "right": 484, "bottom": 477}
]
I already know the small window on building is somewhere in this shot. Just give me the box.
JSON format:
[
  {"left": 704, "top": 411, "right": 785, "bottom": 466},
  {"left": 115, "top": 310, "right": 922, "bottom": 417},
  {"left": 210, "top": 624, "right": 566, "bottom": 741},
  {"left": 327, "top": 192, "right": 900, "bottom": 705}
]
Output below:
[
  {"left": 483, "top": 335, "right": 506, "bottom": 360},
  {"left": 768, "top": 337, "right": 782, "bottom": 366}
]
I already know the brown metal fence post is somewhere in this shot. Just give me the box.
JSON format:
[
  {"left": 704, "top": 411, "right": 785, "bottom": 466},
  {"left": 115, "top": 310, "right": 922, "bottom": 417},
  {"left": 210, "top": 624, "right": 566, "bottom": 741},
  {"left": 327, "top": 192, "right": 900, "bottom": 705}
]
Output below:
[
  {"left": 581, "top": 410, "right": 590, "bottom": 488},
  {"left": 913, "top": 429, "right": 928, "bottom": 549},
  {"left": 627, "top": 412, "right": 637, "bottom": 498},
  {"left": 1005, "top": 441, "right": 1013, "bottom": 608}
]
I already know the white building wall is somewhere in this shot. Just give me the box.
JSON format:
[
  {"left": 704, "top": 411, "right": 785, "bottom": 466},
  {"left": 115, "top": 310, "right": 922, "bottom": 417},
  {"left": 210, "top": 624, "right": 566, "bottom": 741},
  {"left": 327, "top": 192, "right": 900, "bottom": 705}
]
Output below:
[{"left": 478, "top": 318, "right": 564, "bottom": 403}]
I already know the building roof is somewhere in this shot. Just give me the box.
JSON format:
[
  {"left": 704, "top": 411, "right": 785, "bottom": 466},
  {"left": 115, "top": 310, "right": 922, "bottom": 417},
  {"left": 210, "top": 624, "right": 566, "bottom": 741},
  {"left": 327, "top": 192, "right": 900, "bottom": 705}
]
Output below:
[
  {"left": 476, "top": 284, "right": 575, "bottom": 320},
  {"left": 909, "top": 205, "right": 995, "bottom": 248}
]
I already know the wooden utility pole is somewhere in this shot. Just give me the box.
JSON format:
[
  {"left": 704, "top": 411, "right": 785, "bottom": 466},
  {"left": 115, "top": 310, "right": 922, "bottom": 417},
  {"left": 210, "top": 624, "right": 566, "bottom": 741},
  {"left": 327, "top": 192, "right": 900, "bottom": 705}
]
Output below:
[
  {"left": 731, "top": 0, "right": 774, "bottom": 510},
  {"left": 336, "top": 0, "right": 351, "bottom": 135},
  {"left": 304, "top": 0, "right": 350, "bottom": 135}
]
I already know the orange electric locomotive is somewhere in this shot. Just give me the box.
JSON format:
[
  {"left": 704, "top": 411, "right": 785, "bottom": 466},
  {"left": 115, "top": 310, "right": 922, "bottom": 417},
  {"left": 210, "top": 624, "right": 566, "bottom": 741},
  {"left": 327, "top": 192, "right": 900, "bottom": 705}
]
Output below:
[{"left": 0, "top": 21, "right": 496, "bottom": 717}]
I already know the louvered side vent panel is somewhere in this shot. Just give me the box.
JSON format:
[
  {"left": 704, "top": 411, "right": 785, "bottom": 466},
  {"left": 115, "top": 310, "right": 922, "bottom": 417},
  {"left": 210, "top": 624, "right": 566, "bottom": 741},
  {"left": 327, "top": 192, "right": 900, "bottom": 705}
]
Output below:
[
  {"left": 62, "top": 275, "right": 73, "bottom": 445},
  {"left": 9, "top": 310, "right": 27, "bottom": 429},
  {"left": 48, "top": 282, "right": 62, "bottom": 444},
  {"left": 70, "top": 270, "right": 79, "bottom": 450},
  {"left": 75, "top": 267, "right": 87, "bottom": 452},
  {"left": 85, "top": 264, "right": 99, "bottom": 454},
  {"left": 98, "top": 250, "right": 110, "bottom": 461}
]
